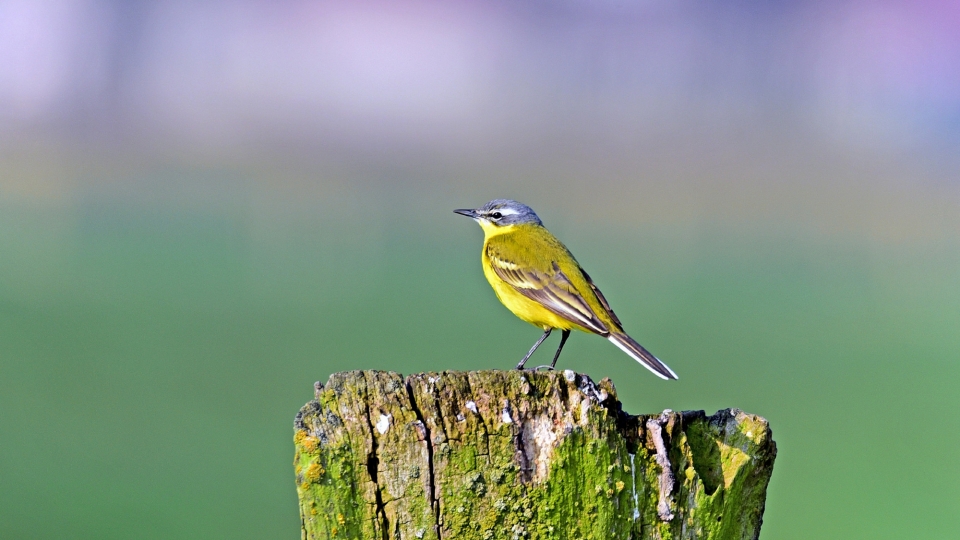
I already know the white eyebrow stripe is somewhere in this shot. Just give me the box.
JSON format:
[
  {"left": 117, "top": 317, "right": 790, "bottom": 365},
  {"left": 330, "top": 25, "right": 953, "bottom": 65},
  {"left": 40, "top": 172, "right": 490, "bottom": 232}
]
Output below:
[{"left": 496, "top": 208, "right": 520, "bottom": 216}]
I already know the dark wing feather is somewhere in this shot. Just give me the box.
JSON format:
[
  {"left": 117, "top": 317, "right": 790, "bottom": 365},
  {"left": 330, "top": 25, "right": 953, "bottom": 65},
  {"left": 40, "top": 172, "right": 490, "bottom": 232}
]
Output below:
[
  {"left": 486, "top": 246, "right": 609, "bottom": 335},
  {"left": 579, "top": 268, "right": 623, "bottom": 329}
]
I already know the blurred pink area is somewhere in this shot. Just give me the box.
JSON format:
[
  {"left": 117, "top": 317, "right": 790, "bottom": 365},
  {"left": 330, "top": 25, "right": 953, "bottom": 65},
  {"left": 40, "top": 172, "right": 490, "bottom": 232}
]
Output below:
[
  {"left": 2, "top": 1, "right": 957, "bottom": 147},
  {"left": 1, "top": 0, "right": 958, "bottom": 239}
]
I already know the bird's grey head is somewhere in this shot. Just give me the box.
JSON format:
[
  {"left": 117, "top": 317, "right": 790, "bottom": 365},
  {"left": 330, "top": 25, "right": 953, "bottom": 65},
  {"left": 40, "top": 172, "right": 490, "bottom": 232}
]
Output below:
[{"left": 454, "top": 199, "right": 542, "bottom": 227}]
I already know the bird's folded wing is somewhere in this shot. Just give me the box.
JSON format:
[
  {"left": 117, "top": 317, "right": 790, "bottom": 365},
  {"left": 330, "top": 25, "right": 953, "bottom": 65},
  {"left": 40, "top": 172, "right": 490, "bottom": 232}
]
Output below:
[
  {"left": 486, "top": 246, "right": 609, "bottom": 335},
  {"left": 579, "top": 268, "right": 623, "bottom": 329}
]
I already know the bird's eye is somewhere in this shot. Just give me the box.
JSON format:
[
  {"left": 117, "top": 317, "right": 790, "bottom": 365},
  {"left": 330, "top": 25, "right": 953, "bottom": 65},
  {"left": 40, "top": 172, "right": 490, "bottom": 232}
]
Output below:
[{"left": 491, "top": 212, "right": 503, "bottom": 219}]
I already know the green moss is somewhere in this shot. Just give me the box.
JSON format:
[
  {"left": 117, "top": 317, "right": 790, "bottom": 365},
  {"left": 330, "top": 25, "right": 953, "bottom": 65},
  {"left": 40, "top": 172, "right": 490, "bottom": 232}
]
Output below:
[
  {"left": 296, "top": 371, "right": 776, "bottom": 540},
  {"left": 684, "top": 416, "right": 724, "bottom": 495}
]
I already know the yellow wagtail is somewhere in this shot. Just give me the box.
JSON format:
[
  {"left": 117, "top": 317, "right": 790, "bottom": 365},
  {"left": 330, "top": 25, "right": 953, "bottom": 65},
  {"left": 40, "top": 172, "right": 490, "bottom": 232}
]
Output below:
[{"left": 454, "top": 199, "right": 678, "bottom": 379}]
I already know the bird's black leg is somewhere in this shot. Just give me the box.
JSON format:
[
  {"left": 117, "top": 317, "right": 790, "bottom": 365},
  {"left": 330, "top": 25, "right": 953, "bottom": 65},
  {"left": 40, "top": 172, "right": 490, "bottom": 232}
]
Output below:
[
  {"left": 516, "top": 328, "right": 552, "bottom": 370},
  {"left": 549, "top": 329, "right": 571, "bottom": 369}
]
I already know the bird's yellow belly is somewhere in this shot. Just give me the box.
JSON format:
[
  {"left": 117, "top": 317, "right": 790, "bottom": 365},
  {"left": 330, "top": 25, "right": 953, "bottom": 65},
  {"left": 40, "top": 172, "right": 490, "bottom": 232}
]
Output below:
[{"left": 482, "top": 261, "right": 581, "bottom": 331}]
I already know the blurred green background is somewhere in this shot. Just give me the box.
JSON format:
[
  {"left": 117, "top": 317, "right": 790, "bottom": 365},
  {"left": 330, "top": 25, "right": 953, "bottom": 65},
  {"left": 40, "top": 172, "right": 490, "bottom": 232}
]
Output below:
[{"left": 2, "top": 1, "right": 959, "bottom": 538}]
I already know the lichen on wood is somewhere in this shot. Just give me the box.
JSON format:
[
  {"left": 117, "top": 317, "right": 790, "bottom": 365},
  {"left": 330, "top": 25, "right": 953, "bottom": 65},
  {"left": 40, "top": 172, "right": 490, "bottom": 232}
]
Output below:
[{"left": 294, "top": 370, "right": 776, "bottom": 540}]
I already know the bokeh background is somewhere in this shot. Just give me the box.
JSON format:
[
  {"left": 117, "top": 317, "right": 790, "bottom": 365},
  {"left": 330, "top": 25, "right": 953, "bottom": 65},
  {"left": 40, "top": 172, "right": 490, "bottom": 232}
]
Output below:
[{"left": 2, "top": 0, "right": 958, "bottom": 538}]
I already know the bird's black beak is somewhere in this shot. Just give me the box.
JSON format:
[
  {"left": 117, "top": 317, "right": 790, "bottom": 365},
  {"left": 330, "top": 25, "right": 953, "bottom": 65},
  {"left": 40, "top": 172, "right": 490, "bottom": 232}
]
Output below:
[{"left": 453, "top": 208, "right": 478, "bottom": 219}]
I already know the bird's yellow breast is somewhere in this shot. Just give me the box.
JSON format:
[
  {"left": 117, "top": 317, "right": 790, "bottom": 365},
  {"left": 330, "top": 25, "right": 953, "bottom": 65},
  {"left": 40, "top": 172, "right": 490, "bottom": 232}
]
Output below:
[
  {"left": 481, "top": 259, "right": 579, "bottom": 330},
  {"left": 479, "top": 223, "right": 592, "bottom": 332}
]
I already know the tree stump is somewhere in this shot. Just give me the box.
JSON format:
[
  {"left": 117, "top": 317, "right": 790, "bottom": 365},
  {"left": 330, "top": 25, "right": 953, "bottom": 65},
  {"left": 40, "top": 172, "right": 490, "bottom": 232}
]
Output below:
[{"left": 294, "top": 370, "right": 776, "bottom": 539}]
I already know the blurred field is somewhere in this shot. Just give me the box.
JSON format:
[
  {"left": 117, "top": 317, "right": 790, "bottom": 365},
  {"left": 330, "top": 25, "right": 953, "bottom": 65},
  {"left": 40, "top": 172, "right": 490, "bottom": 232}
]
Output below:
[
  {"left": 2, "top": 1, "right": 960, "bottom": 539},
  {"left": 2, "top": 153, "right": 958, "bottom": 538}
]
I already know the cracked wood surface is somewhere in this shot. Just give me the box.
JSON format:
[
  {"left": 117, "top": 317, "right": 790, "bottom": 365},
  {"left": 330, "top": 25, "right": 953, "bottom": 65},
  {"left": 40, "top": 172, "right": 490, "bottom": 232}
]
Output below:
[{"left": 294, "top": 370, "right": 776, "bottom": 540}]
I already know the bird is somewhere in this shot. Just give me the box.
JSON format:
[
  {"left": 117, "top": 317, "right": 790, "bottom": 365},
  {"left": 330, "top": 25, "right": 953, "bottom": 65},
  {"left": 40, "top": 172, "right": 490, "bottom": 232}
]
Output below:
[{"left": 454, "top": 199, "right": 677, "bottom": 379}]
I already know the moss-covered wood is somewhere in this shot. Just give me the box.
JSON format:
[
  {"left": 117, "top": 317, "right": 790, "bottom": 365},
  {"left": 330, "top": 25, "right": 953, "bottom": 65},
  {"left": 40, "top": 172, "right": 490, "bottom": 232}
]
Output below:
[{"left": 294, "top": 370, "right": 776, "bottom": 540}]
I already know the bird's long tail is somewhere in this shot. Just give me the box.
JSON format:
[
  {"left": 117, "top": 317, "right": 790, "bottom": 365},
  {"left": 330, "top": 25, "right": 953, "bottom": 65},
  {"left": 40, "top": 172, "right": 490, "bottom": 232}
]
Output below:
[{"left": 607, "top": 333, "right": 678, "bottom": 380}]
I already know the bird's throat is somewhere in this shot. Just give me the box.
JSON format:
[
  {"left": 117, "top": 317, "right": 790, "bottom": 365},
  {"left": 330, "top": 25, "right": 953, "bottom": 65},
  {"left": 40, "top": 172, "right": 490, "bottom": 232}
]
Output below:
[{"left": 478, "top": 221, "right": 517, "bottom": 239}]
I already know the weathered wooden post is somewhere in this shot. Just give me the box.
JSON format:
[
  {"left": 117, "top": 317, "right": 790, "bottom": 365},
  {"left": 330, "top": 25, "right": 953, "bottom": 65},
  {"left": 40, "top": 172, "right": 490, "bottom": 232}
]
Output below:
[{"left": 294, "top": 370, "right": 776, "bottom": 539}]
